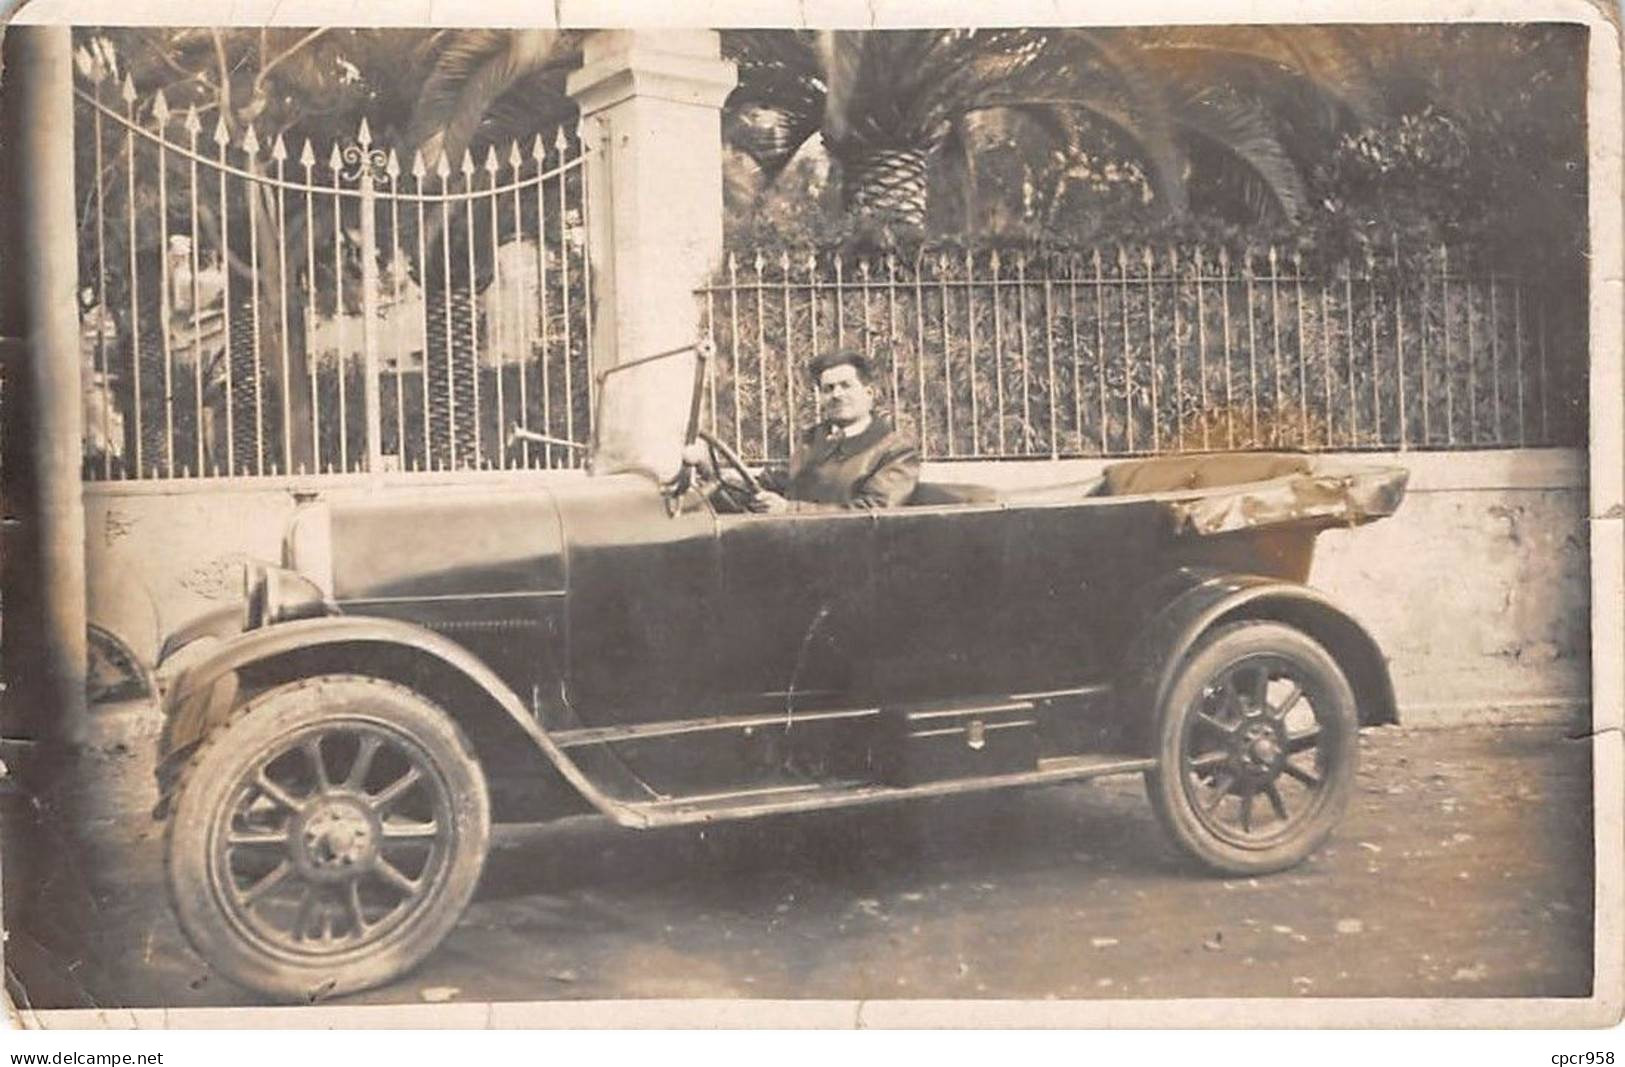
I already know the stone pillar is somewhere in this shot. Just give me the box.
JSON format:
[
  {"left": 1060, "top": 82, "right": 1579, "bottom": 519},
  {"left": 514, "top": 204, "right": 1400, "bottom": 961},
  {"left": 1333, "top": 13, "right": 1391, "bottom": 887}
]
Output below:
[
  {"left": 567, "top": 30, "right": 736, "bottom": 374},
  {"left": 1, "top": 26, "right": 88, "bottom": 744},
  {"left": 0, "top": 26, "right": 102, "bottom": 1009}
]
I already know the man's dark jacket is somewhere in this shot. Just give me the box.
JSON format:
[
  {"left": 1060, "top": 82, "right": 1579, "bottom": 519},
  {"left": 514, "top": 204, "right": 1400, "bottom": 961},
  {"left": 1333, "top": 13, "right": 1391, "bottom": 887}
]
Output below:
[{"left": 760, "top": 416, "right": 922, "bottom": 509}]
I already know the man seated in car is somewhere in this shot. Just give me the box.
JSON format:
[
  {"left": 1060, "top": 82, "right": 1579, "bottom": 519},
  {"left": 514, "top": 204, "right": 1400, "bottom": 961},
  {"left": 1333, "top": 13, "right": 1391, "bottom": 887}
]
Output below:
[{"left": 747, "top": 349, "right": 921, "bottom": 513}]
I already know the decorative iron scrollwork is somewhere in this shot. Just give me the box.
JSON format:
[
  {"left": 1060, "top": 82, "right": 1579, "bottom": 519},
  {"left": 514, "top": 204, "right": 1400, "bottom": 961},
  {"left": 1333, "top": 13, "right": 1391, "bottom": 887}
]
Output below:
[{"left": 339, "top": 143, "right": 390, "bottom": 187}]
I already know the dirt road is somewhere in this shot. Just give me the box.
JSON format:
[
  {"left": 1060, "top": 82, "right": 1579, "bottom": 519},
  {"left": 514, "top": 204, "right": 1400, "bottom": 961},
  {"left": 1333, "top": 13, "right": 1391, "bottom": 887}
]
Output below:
[{"left": 3, "top": 721, "right": 1595, "bottom": 1009}]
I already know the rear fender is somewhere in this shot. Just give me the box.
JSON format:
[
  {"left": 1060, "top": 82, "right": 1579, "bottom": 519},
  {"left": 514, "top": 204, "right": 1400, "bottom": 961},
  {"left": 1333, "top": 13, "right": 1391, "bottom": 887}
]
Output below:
[
  {"left": 154, "top": 615, "right": 637, "bottom": 825},
  {"left": 1117, "top": 571, "right": 1398, "bottom": 747}
]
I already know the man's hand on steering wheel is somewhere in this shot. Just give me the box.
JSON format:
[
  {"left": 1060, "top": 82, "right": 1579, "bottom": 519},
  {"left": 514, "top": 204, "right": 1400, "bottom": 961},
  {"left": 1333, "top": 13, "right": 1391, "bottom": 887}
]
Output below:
[
  {"left": 689, "top": 431, "right": 767, "bottom": 511},
  {"left": 747, "top": 489, "right": 790, "bottom": 514}
]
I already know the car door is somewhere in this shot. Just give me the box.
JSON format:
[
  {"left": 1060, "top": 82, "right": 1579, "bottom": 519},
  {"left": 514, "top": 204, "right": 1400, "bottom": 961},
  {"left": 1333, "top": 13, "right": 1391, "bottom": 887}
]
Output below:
[
  {"left": 870, "top": 497, "right": 1167, "bottom": 701},
  {"left": 709, "top": 508, "right": 880, "bottom": 712},
  {"left": 556, "top": 477, "right": 722, "bottom": 725},
  {"left": 871, "top": 502, "right": 1015, "bottom": 699},
  {"left": 995, "top": 497, "right": 1170, "bottom": 689}
]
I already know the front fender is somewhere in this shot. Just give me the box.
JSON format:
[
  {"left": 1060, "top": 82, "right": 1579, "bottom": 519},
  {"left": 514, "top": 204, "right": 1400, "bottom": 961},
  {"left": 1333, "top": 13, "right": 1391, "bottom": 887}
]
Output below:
[
  {"left": 155, "top": 614, "right": 644, "bottom": 826},
  {"left": 1118, "top": 568, "right": 1398, "bottom": 743},
  {"left": 156, "top": 601, "right": 245, "bottom": 671}
]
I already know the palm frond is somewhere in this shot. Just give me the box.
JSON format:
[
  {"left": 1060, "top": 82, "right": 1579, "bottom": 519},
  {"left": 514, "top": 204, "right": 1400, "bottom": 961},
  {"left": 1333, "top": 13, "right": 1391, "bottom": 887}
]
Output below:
[
  {"left": 1044, "top": 29, "right": 1190, "bottom": 214},
  {"left": 1134, "top": 26, "right": 1383, "bottom": 125},
  {"left": 1173, "top": 87, "right": 1308, "bottom": 221},
  {"left": 724, "top": 30, "right": 825, "bottom": 180},
  {"left": 404, "top": 30, "right": 579, "bottom": 168}
]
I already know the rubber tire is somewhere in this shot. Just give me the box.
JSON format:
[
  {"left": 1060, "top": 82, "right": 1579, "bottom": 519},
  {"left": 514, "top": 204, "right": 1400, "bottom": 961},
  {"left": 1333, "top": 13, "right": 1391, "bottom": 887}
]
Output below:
[
  {"left": 1144, "top": 620, "right": 1359, "bottom": 876},
  {"left": 165, "top": 675, "right": 490, "bottom": 1002}
]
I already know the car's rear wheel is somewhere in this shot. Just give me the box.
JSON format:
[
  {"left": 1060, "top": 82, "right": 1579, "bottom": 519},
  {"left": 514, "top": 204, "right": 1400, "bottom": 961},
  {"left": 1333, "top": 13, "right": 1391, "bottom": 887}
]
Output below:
[
  {"left": 165, "top": 675, "right": 489, "bottom": 1001},
  {"left": 1144, "top": 620, "right": 1358, "bottom": 876}
]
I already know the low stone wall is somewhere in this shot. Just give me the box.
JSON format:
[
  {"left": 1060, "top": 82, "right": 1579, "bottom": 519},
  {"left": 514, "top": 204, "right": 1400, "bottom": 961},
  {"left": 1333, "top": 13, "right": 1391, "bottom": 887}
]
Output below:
[{"left": 83, "top": 448, "right": 1590, "bottom": 727}]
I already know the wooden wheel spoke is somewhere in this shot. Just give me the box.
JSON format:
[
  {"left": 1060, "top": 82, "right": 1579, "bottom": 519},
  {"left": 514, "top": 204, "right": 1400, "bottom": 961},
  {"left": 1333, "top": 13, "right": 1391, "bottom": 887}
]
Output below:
[
  {"left": 317, "top": 903, "right": 336, "bottom": 943},
  {"left": 373, "top": 855, "right": 421, "bottom": 897},
  {"left": 345, "top": 735, "right": 383, "bottom": 790},
  {"left": 1264, "top": 782, "right": 1290, "bottom": 822},
  {"left": 303, "top": 738, "right": 331, "bottom": 791},
  {"left": 1195, "top": 711, "right": 1237, "bottom": 737},
  {"left": 1280, "top": 758, "right": 1322, "bottom": 788},
  {"left": 239, "top": 859, "right": 294, "bottom": 906},
  {"left": 1285, "top": 729, "right": 1321, "bottom": 755},
  {"left": 1188, "top": 750, "right": 1229, "bottom": 772},
  {"left": 1270, "top": 682, "right": 1304, "bottom": 720},
  {"left": 1202, "top": 773, "right": 1235, "bottom": 813},
  {"left": 1239, "top": 791, "right": 1255, "bottom": 833},
  {"left": 346, "top": 880, "right": 369, "bottom": 940},
  {"left": 381, "top": 819, "right": 439, "bottom": 842},
  {"left": 370, "top": 766, "right": 422, "bottom": 812},
  {"left": 1246, "top": 666, "right": 1270, "bottom": 708},
  {"left": 254, "top": 770, "right": 305, "bottom": 813},
  {"left": 291, "top": 886, "right": 318, "bottom": 941},
  {"left": 227, "top": 827, "right": 289, "bottom": 849}
]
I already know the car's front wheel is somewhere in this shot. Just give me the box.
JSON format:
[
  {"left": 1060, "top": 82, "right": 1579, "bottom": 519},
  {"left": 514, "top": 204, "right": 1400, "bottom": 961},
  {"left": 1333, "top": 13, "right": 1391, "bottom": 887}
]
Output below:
[
  {"left": 1144, "top": 620, "right": 1359, "bottom": 876},
  {"left": 165, "top": 675, "right": 490, "bottom": 1001}
]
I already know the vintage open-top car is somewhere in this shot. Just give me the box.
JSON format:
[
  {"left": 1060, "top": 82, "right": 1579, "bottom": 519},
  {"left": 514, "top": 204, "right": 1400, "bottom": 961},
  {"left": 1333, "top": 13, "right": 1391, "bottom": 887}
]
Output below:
[{"left": 152, "top": 340, "right": 1408, "bottom": 1001}]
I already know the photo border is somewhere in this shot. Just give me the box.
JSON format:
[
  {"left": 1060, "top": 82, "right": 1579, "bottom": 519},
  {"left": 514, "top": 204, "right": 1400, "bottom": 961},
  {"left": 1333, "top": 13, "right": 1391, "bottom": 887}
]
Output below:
[{"left": 2, "top": 0, "right": 1620, "bottom": 1031}]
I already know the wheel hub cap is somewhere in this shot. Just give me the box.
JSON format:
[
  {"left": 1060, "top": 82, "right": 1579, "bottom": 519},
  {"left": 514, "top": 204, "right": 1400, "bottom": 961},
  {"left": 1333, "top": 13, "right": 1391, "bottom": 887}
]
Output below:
[
  {"left": 296, "top": 800, "right": 377, "bottom": 880},
  {"left": 1234, "top": 717, "right": 1287, "bottom": 780}
]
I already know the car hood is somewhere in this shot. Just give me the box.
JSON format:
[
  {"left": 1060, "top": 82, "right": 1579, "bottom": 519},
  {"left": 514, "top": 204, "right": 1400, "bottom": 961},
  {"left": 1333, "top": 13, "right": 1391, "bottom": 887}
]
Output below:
[{"left": 297, "top": 485, "right": 571, "bottom": 602}]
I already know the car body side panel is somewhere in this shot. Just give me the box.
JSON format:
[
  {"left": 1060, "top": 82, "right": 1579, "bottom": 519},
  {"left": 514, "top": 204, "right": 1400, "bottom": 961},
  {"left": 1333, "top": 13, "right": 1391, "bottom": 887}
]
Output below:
[
  {"left": 871, "top": 506, "right": 1010, "bottom": 699},
  {"left": 995, "top": 499, "right": 1172, "bottom": 690},
  {"left": 712, "top": 509, "right": 879, "bottom": 708},
  {"left": 870, "top": 498, "right": 1174, "bottom": 699},
  {"left": 553, "top": 474, "right": 721, "bottom": 722},
  {"left": 321, "top": 489, "right": 568, "bottom": 693}
]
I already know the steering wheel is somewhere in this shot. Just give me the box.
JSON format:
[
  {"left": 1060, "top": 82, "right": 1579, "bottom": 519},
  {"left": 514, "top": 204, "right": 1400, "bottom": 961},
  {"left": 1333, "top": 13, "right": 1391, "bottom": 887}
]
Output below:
[{"left": 693, "top": 430, "right": 762, "bottom": 509}]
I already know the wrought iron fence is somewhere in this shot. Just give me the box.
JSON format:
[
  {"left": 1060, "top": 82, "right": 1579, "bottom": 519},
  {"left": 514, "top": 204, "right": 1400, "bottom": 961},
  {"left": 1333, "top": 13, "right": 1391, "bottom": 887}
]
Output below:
[
  {"left": 697, "top": 244, "right": 1587, "bottom": 464},
  {"left": 75, "top": 71, "right": 594, "bottom": 481}
]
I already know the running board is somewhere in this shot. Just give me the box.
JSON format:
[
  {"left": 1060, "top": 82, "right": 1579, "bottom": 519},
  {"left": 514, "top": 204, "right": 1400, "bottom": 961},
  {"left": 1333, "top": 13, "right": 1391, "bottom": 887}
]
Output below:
[
  {"left": 549, "top": 684, "right": 1113, "bottom": 750},
  {"left": 619, "top": 753, "right": 1156, "bottom": 828}
]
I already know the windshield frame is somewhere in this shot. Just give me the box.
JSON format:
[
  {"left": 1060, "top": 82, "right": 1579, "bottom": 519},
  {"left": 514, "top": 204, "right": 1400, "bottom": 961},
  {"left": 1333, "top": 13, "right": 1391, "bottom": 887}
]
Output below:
[{"left": 587, "top": 339, "right": 711, "bottom": 484}]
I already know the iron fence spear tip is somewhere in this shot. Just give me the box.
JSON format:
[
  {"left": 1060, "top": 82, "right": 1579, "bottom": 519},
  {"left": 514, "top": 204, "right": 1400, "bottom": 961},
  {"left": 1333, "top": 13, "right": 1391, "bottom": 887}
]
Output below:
[
  {"left": 213, "top": 116, "right": 231, "bottom": 147},
  {"left": 120, "top": 71, "right": 136, "bottom": 103},
  {"left": 153, "top": 89, "right": 170, "bottom": 123},
  {"left": 271, "top": 135, "right": 288, "bottom": 162},
  {"left": 357, "top": 117, "right": 373, "bottom": 148},
  {"left": 300, "top": 140, "right": 316, "bottom": 168}
]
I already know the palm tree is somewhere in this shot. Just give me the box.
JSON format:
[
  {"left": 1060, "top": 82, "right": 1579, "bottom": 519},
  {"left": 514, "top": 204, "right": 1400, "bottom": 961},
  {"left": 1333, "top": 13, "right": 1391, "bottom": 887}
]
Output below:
[{"left": 723, "top": 27, "right": 1384, "bottom": 232}]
